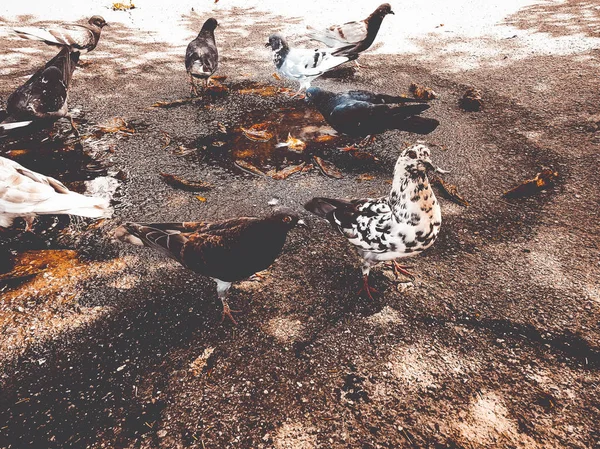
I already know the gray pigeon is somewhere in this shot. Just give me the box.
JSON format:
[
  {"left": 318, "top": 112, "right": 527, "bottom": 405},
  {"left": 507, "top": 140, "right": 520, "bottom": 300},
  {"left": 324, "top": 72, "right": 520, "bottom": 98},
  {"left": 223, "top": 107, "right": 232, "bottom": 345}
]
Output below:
[
  {"left": 14, "top": 15, "right": 107, "bottom": 53},
  {"left": 185, "top": 18, "right": 219, "bottom": 96},
  {"left": 305, "top": 144, "right": 442, "bottom": 299},
  {"left": 115, "top": 208, "right": 306, "bottom": 324},
  {"left": 266, "top": 34, "right": 357, "bottom": 95},
  {"left": 307, "top": 4, "right": 394, "bottom": 61},
  {"left": 0, "top": 47, "right": 80, "bottom": 134}
]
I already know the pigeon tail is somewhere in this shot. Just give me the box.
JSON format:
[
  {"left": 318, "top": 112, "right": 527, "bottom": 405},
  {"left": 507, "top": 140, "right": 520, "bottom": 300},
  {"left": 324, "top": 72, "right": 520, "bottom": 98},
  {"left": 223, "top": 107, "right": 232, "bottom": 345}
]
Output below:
[
  {"left": 304, "top": 197, "right": 352, "bottom": 218},
  {"left": 33, "top": 191, "right": 111, "bottom": 219},
  {"left": 0, "top": 120, "right": 33, "bottom": 133}
]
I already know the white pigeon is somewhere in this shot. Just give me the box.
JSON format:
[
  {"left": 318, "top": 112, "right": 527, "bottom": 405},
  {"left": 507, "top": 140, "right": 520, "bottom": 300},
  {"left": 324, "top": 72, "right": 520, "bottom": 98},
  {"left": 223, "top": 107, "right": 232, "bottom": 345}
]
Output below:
[
  {"left": 266, "top": 34, "right": 356, "bottom": 94},
  {"left": 0, "top": 156, "right": 112, "bottom": 229}
]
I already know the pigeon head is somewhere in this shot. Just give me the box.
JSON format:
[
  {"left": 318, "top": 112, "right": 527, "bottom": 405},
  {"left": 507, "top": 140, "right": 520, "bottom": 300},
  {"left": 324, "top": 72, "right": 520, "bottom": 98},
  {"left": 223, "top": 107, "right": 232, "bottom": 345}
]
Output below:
[
  {"left": 89, "top": 16, "right": 108, "bottom": 28},
  {"left": 268, "top": 207, "right": 307, "bottom": 229},
  {"left": 374, "top": 3, "right": 394, "bottom": 16},
  {"left": 396, "top": 144, "right": 435, "bottom": 178},
  {"left": 40, "top": 66, "right": 63, "bottom": 84},
  {"left": 201, "top": 18, "right": 219, "bottom": 32},
  {"left": 305, "top": 87, "right": 336, "bottom": 108},
  {"left": 266, "top": 34, "right": 288, "bottom": 52}
]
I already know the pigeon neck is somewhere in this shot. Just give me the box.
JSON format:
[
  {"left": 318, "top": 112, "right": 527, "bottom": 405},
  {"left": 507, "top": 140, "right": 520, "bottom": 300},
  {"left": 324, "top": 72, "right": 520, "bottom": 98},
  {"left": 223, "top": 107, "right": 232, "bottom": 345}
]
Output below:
[
  {"left": 273, "top": 45, "right": 289, "bottom": 69},
  {"left": 388, "top": 163, "right": 432, "bottom": 207},
  {"left": 364, "top": 15, "right": 385, "bottom": 41},
  {"left": 198, "top": 28, "right": 215, "bottom": 38}
]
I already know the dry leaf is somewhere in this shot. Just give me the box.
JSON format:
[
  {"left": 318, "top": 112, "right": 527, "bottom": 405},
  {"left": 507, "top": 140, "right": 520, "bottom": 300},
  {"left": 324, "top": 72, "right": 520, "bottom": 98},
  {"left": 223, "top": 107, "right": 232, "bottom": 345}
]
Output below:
[
  {"left": 217, "top": 122, "right": 227, "bottom": 133},
  {"left": 160, "top": 131, "right": 171, "bottom": 149},
  {"left": 272, "top": 72, "right": 282, "bottom": 80},
  {"left": 189, "top": 347, "right": 215, "bottom": 376},
  {"left": 112, "top": 1, "right": 135, "bottom": 10},
  {"left": 431, "top": 176, "right": 469, "bottom": 207},
  {"left": 235, "top": 160, "right": 266, "bottom": 177},
  {"left": 503, "top": 169, "right": 558, "bottom": 198},
  {"left": 151, "top": 98, "right": 201, "bottom": 108},
  {"left": 302, "top": 163, "right": 314, "bottom": 173},
  {"left": 240, "top": 123, "right": 274, "bottom": 141},
  {"left": 160, "top": 173, "right": 212, "bottom": 191},
  {"left": 269, "top": 163, "right": 305, "bottom": 180},
  {"left": 313, "top": 156, "right": 343, "bottom": 179},
  {"left": 97, "top": 117, "right": 135, "bottom": 134},
  {"left": 196, "top": 196, "right": 207, "bottom": 202},
  {"left": 459, "top": 87, "right": 484, "bottom": 111},
  {"left": 238, "top": 85, "right": 280, "bottom": 97},
  {"left": 357, "top": 174, "right": 374, "bottom": 181},
  {"left": 275, "top": 133, "right": 306, "bottom": 152},
  {"left": 409, "top": 82, "right": 438, "bottom": 100},
  {"left": 314, "top": 134, "right": 337, "bottom": 143}
]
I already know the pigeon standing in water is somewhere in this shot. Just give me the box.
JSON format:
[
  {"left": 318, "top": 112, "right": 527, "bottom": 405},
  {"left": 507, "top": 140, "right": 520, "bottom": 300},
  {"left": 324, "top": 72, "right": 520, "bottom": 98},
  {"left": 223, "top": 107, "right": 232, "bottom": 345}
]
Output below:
[
  {"left": 0, "top": 156, "right": 111, "bottom": 230},
  {"left": 305, "top": 144, "right": 442, "bottom": 299},
  {"left": 14, "top": 15, "right": 107, "bottom": 53},
  {"left": 307, "top": 4, "right": 394, "bottom": 64},
  {"left": 266, "top": 34, "right": 356, "bottom": 95},
  {"left": 0, "top": 47, "right": 80, "bottom": 134},
  {"left": 185, "top": 18, "right": 219, "bottom": 96},
  {"left": 115, "top": 208, "right": 306, "bottom": 324},
  {"left": 305, "top": 87, "right": 439, "bottom": 138}
]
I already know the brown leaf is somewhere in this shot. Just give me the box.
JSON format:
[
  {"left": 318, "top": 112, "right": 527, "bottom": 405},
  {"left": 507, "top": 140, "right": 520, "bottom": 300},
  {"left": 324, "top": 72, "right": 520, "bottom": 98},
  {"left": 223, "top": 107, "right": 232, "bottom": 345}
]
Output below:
[
  {"left": 240, "top": 123, "right": 274, "bottom": 141},
  {"left": 217, "top": 122, "right": 227, "bottom": 133},
  {"left": 314, "top": 134, "right": 337, "bottom": 143},
  {"left": 431, "top": 176, "right": 469, "bottom": 207},
  {"left": 196, "top": 196, "right": 207, "bottom": 202},
  {"left": 276, "top": 133, "right": 306, "bottom": 152},
  {"left": 503, "top": 169, "right": 558, "bottom": 198},
  {"left": 151, "top": 98, "right": 200, "bottom": 108},
  {"left": 409, "top": 82, "right": 438, "bottom": 100},
  {"left": 302, "top": 163, "right": 314, "bottom": 173},
  {"left": 357, "top": 174, "right": 374, "bottom": 181},
  {"left": 269, "top": 163, "right": 306, "bottom": 180},
  {"left": 272, "top": 72, "right": 282, "bottom": 80},
  {"left": 313, "top": 156, "right": 343, "bottom": 179},
  {"left": 238, "top": 85, "right": 280, "bottom": 97},
  {"left": 160, "top": 173, "right": 212, "bottom": 191},
  {"left": 234, "top": 160, "right": 266, "bottom": 177},
  {"left": 160, "top": 131, "right": 171, "bottom": 149},
  {"left": 97, "top": 117, "right": 135, "bottom": 134},
  {"left": 459, "top": 87, "right": 484, "bottom": 111}
]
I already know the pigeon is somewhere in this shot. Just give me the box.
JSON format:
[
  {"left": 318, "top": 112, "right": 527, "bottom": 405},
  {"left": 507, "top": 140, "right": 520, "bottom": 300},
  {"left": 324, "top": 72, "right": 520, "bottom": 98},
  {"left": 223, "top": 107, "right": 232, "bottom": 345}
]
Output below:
[
  {"left": 0, "top": 156, "right": 112, "bottom": 230},
  {"left": 266, "top": 34, "right": 357, "bottom": 94},
  {"left": 0, "top": 47, "right": 80, "bottom": 134},
  {"left": 115, "top": 208, "right": 306, "bottom": 323},
  {"left": 307, "top": 3, "right": 394, "bottom": 61},
  {"left": 185, "top": 18, "right": 219, "bottom": 96},
  {"left": 305, "top": 87, "right": 439, "bottom": 138},
  {"left": 305, "top": 144, "right": 441, "bottom": 299},
  {"left": 14, "top": 15, "right": 107, "bottom": 53}
]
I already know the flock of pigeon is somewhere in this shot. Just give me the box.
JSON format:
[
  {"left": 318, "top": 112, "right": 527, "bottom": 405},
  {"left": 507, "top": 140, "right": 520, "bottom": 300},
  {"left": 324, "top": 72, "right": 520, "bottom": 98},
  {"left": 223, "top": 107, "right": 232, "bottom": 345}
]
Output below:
[{"left": 0, "top": 4, "right": 444, "bottom": 323}]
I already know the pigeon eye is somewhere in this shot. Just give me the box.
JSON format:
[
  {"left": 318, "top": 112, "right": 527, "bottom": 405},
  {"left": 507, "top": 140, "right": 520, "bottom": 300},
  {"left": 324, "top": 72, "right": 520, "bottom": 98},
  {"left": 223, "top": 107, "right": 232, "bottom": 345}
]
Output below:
[
  {"left": 407, "top": 150, "right": 417, "bottom": 159},
  {"left": 283, "top": 216, "right": 292, "bottom": 223}
]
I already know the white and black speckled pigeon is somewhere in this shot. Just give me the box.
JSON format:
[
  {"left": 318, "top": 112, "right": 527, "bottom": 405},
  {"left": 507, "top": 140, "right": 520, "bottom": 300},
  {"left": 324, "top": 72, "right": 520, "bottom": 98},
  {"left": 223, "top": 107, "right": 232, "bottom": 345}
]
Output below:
[
  {"left": 115, "top": 208, "right": 306, "bottom": 324},
  {"left": 0, "top": 47, "right": 79, "bottom": 134},
  {"left": 266, "top": 34, "right": 357, "bottom": 94},
  {"left": 305, "top": 87, "right": 438, "bottom": 137},
  {"left": 14, "top": 16, "right": 107, "bottom": 53},
  {"left": 0, "top": 156, "right": 111, "bottom": 230},
  {"left": 307, "top": 3, "right": 394, "bottom": 62},
  {"left": 185, "top": 18, "right": 219, "bottom": 96},
  {"left": 305, "top": 144, "right": 441, "bottom": 299}
]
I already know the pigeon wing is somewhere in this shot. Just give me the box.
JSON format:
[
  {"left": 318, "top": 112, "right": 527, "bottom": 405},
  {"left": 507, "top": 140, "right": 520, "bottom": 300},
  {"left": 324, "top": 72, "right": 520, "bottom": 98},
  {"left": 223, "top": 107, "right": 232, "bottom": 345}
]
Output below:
[
  {"left": 331, "top": 100, "right": 430, "bottom": 124},
  {"left": 345, "top": 90, "right": 429, "bottom": 104},
  {"left": 308, "top": 20, "right": 368, "bottom": 47}
]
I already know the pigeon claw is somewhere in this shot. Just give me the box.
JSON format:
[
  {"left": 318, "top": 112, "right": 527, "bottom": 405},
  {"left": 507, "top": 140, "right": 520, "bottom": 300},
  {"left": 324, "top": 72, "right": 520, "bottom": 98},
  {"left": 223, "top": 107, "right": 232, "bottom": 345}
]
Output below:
[
  {"left": 357, "top": 275, "right": 379, "bottom": 300},
  {"left": 392, "top": 261, "right": 415, "bottom": 281},
  {"left": 220, "top": 302, "right": 241, "bottom": 325}
]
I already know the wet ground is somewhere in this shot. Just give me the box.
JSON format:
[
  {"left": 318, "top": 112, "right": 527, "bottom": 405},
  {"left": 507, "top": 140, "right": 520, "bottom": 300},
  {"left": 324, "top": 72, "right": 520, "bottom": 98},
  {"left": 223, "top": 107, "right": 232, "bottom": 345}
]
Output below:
[{"left": 1, "top": 2, "right": 600, "bottom": 448}]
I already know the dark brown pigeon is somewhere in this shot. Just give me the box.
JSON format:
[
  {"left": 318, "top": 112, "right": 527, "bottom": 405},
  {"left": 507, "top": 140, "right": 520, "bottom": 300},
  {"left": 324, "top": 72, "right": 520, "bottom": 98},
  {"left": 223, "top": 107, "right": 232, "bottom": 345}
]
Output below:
[
  {"left": 115, "top": 208, "right": 306, "bottom": 323},
  {"left": 307, "top": 4, "right": 394, "bottom": 60},
  {"left": 0, "top": 47, "right": 80, "bottom": 134},
  {"left": 185, "top": 18, "right": 219, "bottom": 96},
  {"left": 14, "top": 15, "right": 107, "bottom": 53}
]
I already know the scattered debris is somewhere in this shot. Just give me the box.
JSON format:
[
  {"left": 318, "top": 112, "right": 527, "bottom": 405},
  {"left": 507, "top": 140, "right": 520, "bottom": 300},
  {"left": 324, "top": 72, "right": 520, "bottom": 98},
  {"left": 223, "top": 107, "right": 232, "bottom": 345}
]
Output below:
[
  {"left": 357, "top": 174, "right": 374, "bottom": 181},
  {"left": 268, "top": 198, "right": 280, "bottom": 206},
  {"left": 235, "top": 160, "right": 266, "bottom": 177},
  {"left": 96, "top": 117, "right": 135, "bottom": 135},
  {"left": 150, "top": 98, "right": 202, "bottom": 108},
  {"left": 268, "top": 163, "right": 305, "bottom": 180},
  {"left": 238, "top": 85, "right": 281, "bottom": 97},
  {"left": 205, "top": 81, "right": 229, "bottom": 96},
  {"left": 189, "top": 347, "right": 216, "bottom": 376},
  {"left": 195, "top": 196, "right": 207, "bottom": 202},
  {"left": 240, "top": 123, "right": 274, "bottom": 142},
  {"left": 275, "top": 133, "right": 306, "bottom": 152},
  {"left": 503, "top": 168, "right": 558, "bottom": 198},
  {"left": 313, "top": 156, "right": 343, "bottom": 179},
  {"left": 459, "top": 87, "right": 484, "bottom": 111},
  {"left": 160, "top": 173, "right": 213, "bottom": 191},
  {"left": 431, "top": 176, "right": 470, "bottom": 207},
  {"left": 160, "top": 131, "right": 171, "bottom": 149},
  {"left": 313, "top": 134, "right": 337, "bottom": 143},
  {"left": 301, "top": 164, "right": 314, "bottom": 173},
  {"left": 272, "top": 72, "right": 282, "bottom": 80},
  {"left": 410, "top": 82, "right": 438, "bottom": 100},
  {"left": 112, "top": 1, "right": 135, "bottom": 10},
  {"left": 217, "top": 122, "right": 227, "bottom": 133}
]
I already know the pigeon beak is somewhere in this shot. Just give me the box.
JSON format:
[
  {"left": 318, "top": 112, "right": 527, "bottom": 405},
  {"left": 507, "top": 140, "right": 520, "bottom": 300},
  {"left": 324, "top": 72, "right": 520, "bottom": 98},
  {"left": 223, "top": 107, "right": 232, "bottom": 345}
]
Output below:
[
  {"left": 265, "top": 42, "right": 271, "bottom": 48},
  {"left": 297, "top": 219, "right": 309, "bottom": 229},
  {"left": 390, "top": 10, "right": 395, "bottom": 14},
  {"left": 422, "top": 160, "right": 436, "bottom": 172}
]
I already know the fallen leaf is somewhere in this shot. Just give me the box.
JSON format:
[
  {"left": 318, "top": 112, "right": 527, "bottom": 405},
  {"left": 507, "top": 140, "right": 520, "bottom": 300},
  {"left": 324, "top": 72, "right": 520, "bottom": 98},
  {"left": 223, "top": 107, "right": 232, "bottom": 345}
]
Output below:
[
  {"left": 238, "top": 85, "right": 280, "bottom": 97},
  {"left": 97, "top": 117, "right": 135, "bottom": 134},
  {"left": 160, "top": 173, "right": 212, "bottom": 191},
  {"left": 6, "top": 149, "right": 29, "bottom": 157},
  {"left": 350, "top": 150, "right": 378, "bottom": 161},
  {"left": 269, "top": 163, "right": 306, "bottom": 180},
  {"left": 313, "top": 156, "right": 343, "bottom": 179},
  {"left": 240, "top": 123, "right": 274, "bottom": 141},
  {"left": 212, "top": 76, "right": 227, "bottom": 81},
  {"left": 503, "top": 169, "right": 558, "bottom": 198},
  {"left": 235, "top": 160, "right": 266, "bottom": 177},
  {"left": 272, "top": 72, "right": 282, "bottom": 80},
  {"left": 459, "top": 87, "right": 484, "bottom": 111},
  {"left": 301, "top": 163, "right": 314, "bottom": 173},
  {"left": 196, "top": 196, "right": 207, "bottom": 202},
  {"left": 357, "top": 174, "right": 374, "bottom": 181},
  {"left": 431, "top": 176, "right": 470, "bottom": 207},
  {"left": 112, "top": 0, "right": 135, "bottom": 10},
  {"left": 275, "top": 133, "right": 306, "bottom": 152},
  {"left": 409, "top": 82, "right": 438, "bottom": 100},
  {"left": 189, "top": 347, "right": 215, "bottom": 376},
  {"left": 338, "top": 145, "right": 357, "bottom": 152},
  {"left": 160, "top": 131, "right": 171, "bottom": 149},
  {"left": 217, "top": 122, "right": 227, "bottom": 133},
  {"left": 313, "top": 135, "right": 337, "bottom": 143},
  {"left": 151, "top": 98, "right": 201, "bottom": 108}
]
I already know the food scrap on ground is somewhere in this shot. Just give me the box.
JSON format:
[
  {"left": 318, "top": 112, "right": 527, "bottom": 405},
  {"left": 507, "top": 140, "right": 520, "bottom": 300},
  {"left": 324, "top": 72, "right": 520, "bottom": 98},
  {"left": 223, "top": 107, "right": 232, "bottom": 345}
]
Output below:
[
  {"left": 267, "top": 163, "right": 305, "bottom": 180},
  {"left": 313, "top": 156, "right": 343, "bottom": 179},
  {"left": 409, "top": 82, "right": 438, "bottom": 100},
  {"left": 459, "top": 87, "right": 484, "bottom": 111},
  {"left": 234, "top": 160, "right": 266, "bottom": 177},
  {"left": 240, "top": 123, "right": 274, "bottom": 141},
  {"left": 503, "top": 168, "right": 558, "bottom": 198},
  {"left": 160, "top": 173, "right": 213, "bottom": 191},
  {"left": 275, "top": 133, "right": 306, "bottom": 152}
]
